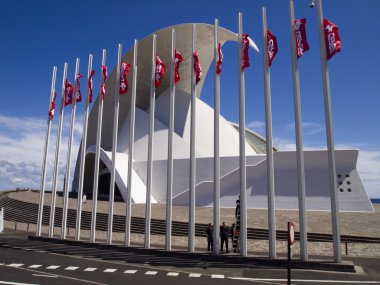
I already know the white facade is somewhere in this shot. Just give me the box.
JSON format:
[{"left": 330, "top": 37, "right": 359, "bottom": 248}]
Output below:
[{"left": 73, "top": 23, "right": 373, "bottom": 213}]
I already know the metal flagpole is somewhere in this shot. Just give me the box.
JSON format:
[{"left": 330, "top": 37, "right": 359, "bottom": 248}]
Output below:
[
  {"left": 90, "top": 50, "right": 106, "bottom": 243},
  {"left": 166, "top": 29, "right": 175, "bottom": 251},
  {"left": 145, "top": 35, "right": 157, "bottom": 249},
  {"left": 262, "top": 7, "right": 277, "bottom": 259},
  {"left": 75, "top": 54, "right": 93, "bottom": 241},
  {"left": 126, "top": 40, "right": 138, "bottom": 247},
  {"left": 189, "top": 24, "right": 196, "bottom": 253},
  {"left": 49, "top": 63, "right": 68, "bottom": 238},
  {"left": 238, "top": 12, "right": 247, "bottom": 257},
  {"left": 61, "top": 58, "right": 80, "bottom": 240},
  {"left": 36, "top": 66, "right": 57, "bottom": 237},
  {"left": 315, "top": 0, "right": 341, "bottom": 263},
  {"left": 213, "top": 19, "right": 221, "bottom": 255},
  {"left": 107, "top": 44, "right": 122, "bottom": 245},
  {"left": 289, "top": 0, "right": 308, "bottom": 261}
]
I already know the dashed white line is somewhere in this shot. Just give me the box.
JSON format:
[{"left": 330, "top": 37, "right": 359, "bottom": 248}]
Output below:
[
  {"left": 84, "top": 267, "right": 97, "bottom": 272},
  {"left": 167, "top": 272, "right": 179, "bottom": 276},
  {"left": 189, "top": 273, "right": 201, "bottom": 278},
  {"left": 28, "top": 265, "right": 42, "bottom": 269},
  {"left": 145, "top": 271, "right": 158, "bottom": 275},
  {"left": 46, "top": 265, "right": 60, "bottom": 270},
  {"left": 8, "top": 264, "right": 24, "bottom": 268},
  {"left": 124, "top": 269, "right": 137, "bottom": 274},
  {"left": 103, "top": 268, "right": 117, "bottom": 273},
  {"left": 211, "top": 274, "right": 224, "bottom": 279},
  {"left": 64, "top": 266, "right": 79, "bottom": 271}
]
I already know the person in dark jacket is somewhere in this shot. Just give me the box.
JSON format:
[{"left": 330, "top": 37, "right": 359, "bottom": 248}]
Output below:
[
  {"left": 205, "top": 223, "right": 213, "bottom": 251},
  {"left": 220, "top": 222, "right": 229, "bottom": 253}
]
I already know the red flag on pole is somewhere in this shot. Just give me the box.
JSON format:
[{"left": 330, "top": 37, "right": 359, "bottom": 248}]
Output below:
[
  {"left": 323, "top": 19, "right": 341, "bottom": 61},
  {"left": 88, "top": 70, "right": 95, "bottom": 103},
  {"left": 174, "top": 49, "right": 183, "bottom": 84},
  {"left": 267, "top": 30, "right": 278, "bottom": 67},
  {"left": 48, "top": 91, "right": 57, "bottom": 120},
  {"left": 242, "top": 33, "right": 250, "bottom": 71},
  {"left": 75, "top": 73, "right": 83, "bottom": 103},
  {"left": 216, "top": 42, "right": 223, "bottom": 75},
  {"left": 294, "top": 18, "right": 310, "bottom": 59},
  {"left": 193, "top": 51, "right": 202, "bottom": 85},
  {"left": 101, "top": 65, "right": 107, "bottom": 99},
  {"left": 64, "top": 79, "right": 74, "bottom": 106},
  {"left": 155, "top": 55, "right": 166, "bottom": 88},
  {"left": 119, "top": 61, "right": 131, "bottom": 95}
]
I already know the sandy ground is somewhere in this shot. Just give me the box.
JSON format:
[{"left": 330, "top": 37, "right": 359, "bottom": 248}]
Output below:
[{"left": 4, "top": 191, "right": 380, "bottom": 258}]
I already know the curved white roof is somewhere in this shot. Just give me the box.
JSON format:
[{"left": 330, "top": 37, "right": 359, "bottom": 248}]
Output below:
[{"left": 85, "top": 23, "right": 259, "bottom": 151}]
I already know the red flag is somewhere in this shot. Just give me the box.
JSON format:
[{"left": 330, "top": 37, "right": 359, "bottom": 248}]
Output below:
[
  {"left": 174, "top": 49, "right": 183, "bottom": 84},
  {"left": 75, "top": 73, "right": 83, "bottom": 103},
  {"left": 242, "top": 33, "right": 250, "bottom": 71},
  {"left": 64, "top": 79, "right": 73, "bottom": 106},
  {"left": 267, "top": 30, "right": 278, "bottom": 67},
  {"left": 119, "top": 61, "right": 131, "bottom": 95},
  {"left": 88, "top": 70, "right": 95, "bottom": 103},
  {"left": 155, "top": 55, "right": 166, "bottom": 88},
  {"left": 48, "top": 91, "right": 57, "bottom": 120},
  {"left": 294, "top": 18, "right": 310, "bottom": 59},
  {"left": 101, "top": 65, "right": 107, "bottom": 99},
  {"left": 323, "top": 19, "right": 341, "bottom": 60},
  {"left": 216, "top": 42, "right": 223, "bottom": 75},
  {"left": 193, "top": 51, "right": 202, "bottom": 85}
]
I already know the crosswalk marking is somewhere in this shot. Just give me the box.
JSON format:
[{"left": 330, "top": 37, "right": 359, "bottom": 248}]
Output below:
[
  {"left": 8, "top": 263, "right": 24, "bottom": 267},
  {"left": 167, "top": 272, "right": 179, "bottom": 276},
  {"left": 124, "top": 270, "right": 137, "bottom": 274},
  {"left": 211, "top": 274, "right": 225, "bottom": 279},
  {"left": 46, "top": 265, "right": 60, "bottom": 270},
  {"left": 189, "top": 273, "right": 201, "bottom": 277},
  {"left": 84, "top": 267, "right": 97, "bottom": 272},
  {"left": 145, "top": 271, "right": 158, "bottom": 275},
  {"left": 104, "top": 268, "right": 117, "bottom": 273},
  {"left": 65, "top": 266, "right": 79, "bottom": 271},
  {"left": 28, "top": 265, "right": 42, "bottom": 269}
]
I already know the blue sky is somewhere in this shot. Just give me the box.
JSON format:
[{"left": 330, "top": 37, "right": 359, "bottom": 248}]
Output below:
[{"left": 0, "top": 0, "right": 379, "bottom": 197}]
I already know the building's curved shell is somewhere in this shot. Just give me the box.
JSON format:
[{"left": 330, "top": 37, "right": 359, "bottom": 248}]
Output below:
[{"left": 73, "top": 23, "right": 373, "bottom": 212}]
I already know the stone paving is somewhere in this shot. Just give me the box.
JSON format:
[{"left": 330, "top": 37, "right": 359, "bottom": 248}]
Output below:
[{"left": 5, "top": 191, "right": 380, "bottom": 258}]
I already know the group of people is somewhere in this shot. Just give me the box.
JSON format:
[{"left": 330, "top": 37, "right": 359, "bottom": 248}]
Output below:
[{"left": 205, "top": 222, "right": 237, "bottom": 253}]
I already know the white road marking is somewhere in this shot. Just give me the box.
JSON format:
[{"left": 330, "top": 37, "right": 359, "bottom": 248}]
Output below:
[
  {"left": 189, "top": 273, "right": 201, "bottom": 277},
  {"left": 8, "top": 264, "right": 23, "bottom": 268},
  {"left": 211, "top": 274, "right": 225, "bottom": 279},
  {"left": 124, "top": 269, "right": 137, "bottom": 274},
  {"left": 145, "top": 271, "right": 158, "bottom": 275},
  {"left": 65, "top": 266, "right": 79, "bottom": 271},
  {"left": 84, "top": 267, "right": 97, "bottom": 272},
  {"left": 229, "top": 277, "right": 380, "bottom": 284},
  {"left": 46, "top": 265, "right": 60, "bottom": 270},
  {"left": 103, "top": 268, "right": 117, "bottom": 273},
  {"left": 0, "top": 281, "right": 39, "bottom": 285},
  {"left": 31, "top": 274, "right": 58, "bottom": 278},
  {"left": 28, "top": 265, "right": 42, "bottom": 269},
  {"left": 167, "top": 272, "right": 179, "bottom": 276}
]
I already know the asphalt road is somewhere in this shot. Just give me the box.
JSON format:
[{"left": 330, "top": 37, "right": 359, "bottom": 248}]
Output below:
[{"left": 1, "top": 231, "right": 380, "bottom": 285}]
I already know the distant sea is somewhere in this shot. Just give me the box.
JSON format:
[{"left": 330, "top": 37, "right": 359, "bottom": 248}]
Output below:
[{"left": 371, "top": 198, "right": 380, "bottom": 204}]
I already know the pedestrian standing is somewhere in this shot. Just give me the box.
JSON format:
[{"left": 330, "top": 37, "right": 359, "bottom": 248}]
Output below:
[
  {"left": 220, "top": 222, "right": 229, "bottom": 253},
  {"left": 205, "top": 223, "right": 213, "bottom": 251}
]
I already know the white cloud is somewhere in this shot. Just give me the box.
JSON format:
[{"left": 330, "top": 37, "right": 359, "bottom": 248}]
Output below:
[
  {"left": 246, "top": 120, "right": 265, "bottom": 136},
  {"left": 287, "top": 122, "right": 325, "bottom": 136},
  {"left": 357, "top": 150, "right": 380, "bottom": 198},
  {"left": 0, "top": 113, "right": 83, "bottom": 191}
]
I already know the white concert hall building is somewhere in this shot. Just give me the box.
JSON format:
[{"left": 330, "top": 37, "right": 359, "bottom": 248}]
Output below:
[{"left": 72, "top": 23, "right": 373, "bottom": 213}]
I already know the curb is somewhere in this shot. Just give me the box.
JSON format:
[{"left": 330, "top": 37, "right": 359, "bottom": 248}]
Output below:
[{"left": 29, "top": 235, "right": 356, "bottom": 273}]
